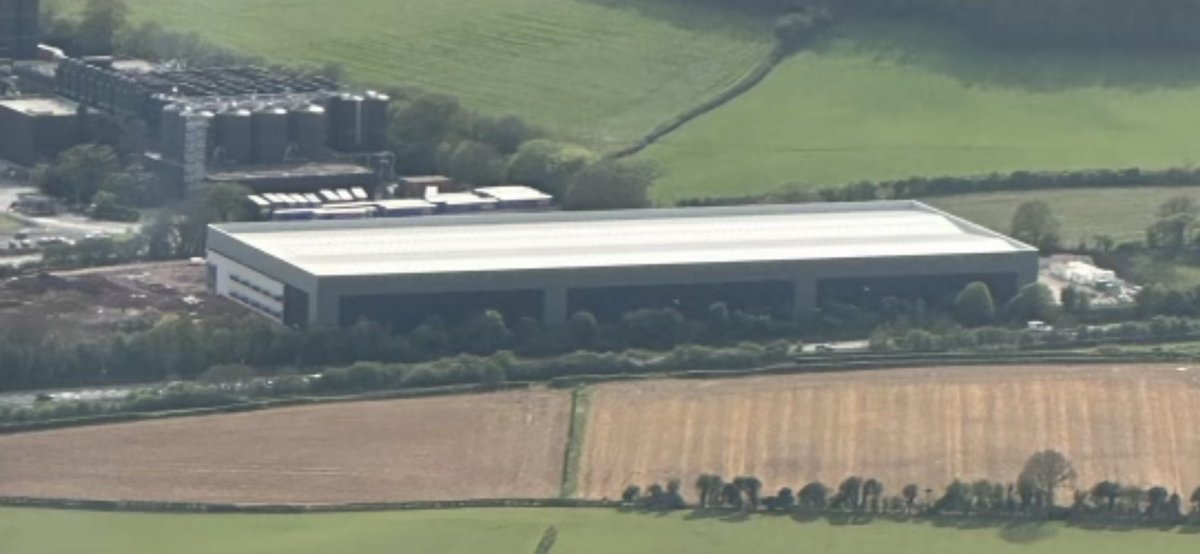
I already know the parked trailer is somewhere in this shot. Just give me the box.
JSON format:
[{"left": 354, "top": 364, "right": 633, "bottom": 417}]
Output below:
[
  {"left": 427, "top": 192, "right": 498, "bottom": 214},
  {"left": 314, "top": 206, "right": 376, "bottom": 220},
  {"left": 271, "top": 208, "right": 316, "bottom": 221},
  {"left": 474, "top": 186, "right": 553, "bottom": 210},
  {"left": 375, "top": 199, "right": 436, "bottom": 218}
]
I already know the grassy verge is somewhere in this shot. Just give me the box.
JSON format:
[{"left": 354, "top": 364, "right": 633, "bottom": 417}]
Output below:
[
  {"left": 4, "top": 507, "right": 1200, "bottom": 553},
  {"left": 642, "top": 20, "right": 1200, "bottom": 202},
  {"left": 925, "top": 186, "right": 1200, "bottom": 246},
  {"left": 559, "top": 387, "right": 592, "bottom": 499}
]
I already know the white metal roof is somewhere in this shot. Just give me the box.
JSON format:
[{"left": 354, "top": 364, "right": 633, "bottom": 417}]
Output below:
[
  {"left": 427, "top": 192, "right": 498, "bottom": 206},
  {"left": 376, "top": 199, "right": 436, "bottom": 210},
  {"left": 475, "top": 186, "right": 552, "bottom": 202},
  {"left": 210, "top": 201, "right": 1034, "bottom": 278},
  {"left": 0, "top": 96, "right": 80, "bottom": 116}
]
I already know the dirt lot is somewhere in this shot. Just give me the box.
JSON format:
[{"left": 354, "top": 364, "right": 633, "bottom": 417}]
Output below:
[
  {"left": 577, "top": 364, "right": 1200, "bottom": 499},
  {"left": 0, "top": 390, "right": 570, "bottom": 504},
  {"left": 0, "top": 261, "right": 246, "bottom": 340}
]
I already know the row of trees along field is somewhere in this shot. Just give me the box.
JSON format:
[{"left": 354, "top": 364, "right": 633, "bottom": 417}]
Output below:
[
  {"left": 693, "top": 0, "right": 1200, "bottom": 48},
  {"left": 624, "top": 451, "right": 1200, "bottom": 525},
  {"left": 0, "top": 300, "right": 808, "bottom": 391}
]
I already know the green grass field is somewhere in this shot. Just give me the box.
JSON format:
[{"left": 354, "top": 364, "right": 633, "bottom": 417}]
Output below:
[
  {"left": 643, "top": 21, "right": 1200, "bottom": 202},
  {"left": 0, "top": 214, "right": 20, "bottom": 233},
  {"left": 114, "top": 0, "right": 771, "bottom": 150},
  {"left": 3, "top": 507, "right": 1199, "bottom": 554},
  {"left": 926, "top": 187, "right": 1200, "bottom": 245}
]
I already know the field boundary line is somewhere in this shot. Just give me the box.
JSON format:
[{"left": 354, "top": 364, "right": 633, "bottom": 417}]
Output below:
[
  {"left": 607, "top": 42, "right": 785, "bottom": 159},
  {"left": 558, "top": 387, "right": 592, "bottom": 499},
  {"left": 0, "top": 382, "right": 508, "bottom": 435},
  {"left": 533, "top": 526, "right": 559, "bottom": 554},
  {"left": 2, "top": 351, "right": 1190, "bottom": 435},
  {"left": 0, "top": 496, "right": 619, "bottom": 515}
]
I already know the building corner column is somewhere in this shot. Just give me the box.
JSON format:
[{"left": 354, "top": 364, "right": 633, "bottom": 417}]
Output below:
[
  {"left": 543, "top": 286, "right": 568, "bottom": 325},
  {"left": 792, "top": 277, "right": 817, "bottom": 317}
]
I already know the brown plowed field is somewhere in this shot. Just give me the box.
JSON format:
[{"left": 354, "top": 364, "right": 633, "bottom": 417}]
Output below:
[
  {"left": 0, "top": 390, "right": 569, "bottom": 504},
  {"left": 577, "top": 364, "right": 1200, "bottom": 499}
]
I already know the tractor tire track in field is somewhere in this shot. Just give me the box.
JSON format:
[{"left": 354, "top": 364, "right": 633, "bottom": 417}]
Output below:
[
  {"left": 0, "top": 390, "right": 571, "bottom": 504},
  {"left": 576, "top": 364, "right": 1200, "bottom": 500}
]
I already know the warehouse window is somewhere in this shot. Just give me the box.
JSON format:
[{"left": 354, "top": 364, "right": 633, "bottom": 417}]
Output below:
[{"left": 339, "top": 289, "right": 544, "bottom": 330}]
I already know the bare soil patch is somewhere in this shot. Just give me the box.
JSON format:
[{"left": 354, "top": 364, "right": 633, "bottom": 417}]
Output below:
[
  {"left": 0, "top": 262, "right": 247, "bottom": 341},
  {"left": 0, "top": 390, "right": 570, "bottom": 504},
  {"left": 577, "top": 364, "right": 1200, "bottom": 499}
]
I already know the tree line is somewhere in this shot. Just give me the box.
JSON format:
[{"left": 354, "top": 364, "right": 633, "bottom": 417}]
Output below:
[
  {"left": 679, "top": 166, "right": 1200, "bottom": 210},
  {"left": 624, "top": 450, "right": 1200, "bottom": 526},
  {"left": 11, "top": 268, "right": 1088, "bottom": 392},
  {"left": 0, "top": 299, "right": 810, "bottom": 392},
  {"left": 0, "top": 339, "right": 804, "bottom": 423}
]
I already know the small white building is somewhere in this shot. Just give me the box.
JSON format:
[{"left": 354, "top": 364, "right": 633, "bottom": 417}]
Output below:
[{"left": 1052, "top": 260, "right": 1117, "bottom": 287}]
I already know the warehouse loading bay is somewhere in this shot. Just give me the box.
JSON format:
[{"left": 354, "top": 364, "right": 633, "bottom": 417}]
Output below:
[
  {"left": 205, "top": 202, "right": 1042, "bottom": 330},
  {"left": 0, "top": 201, "right": 1137, "bottom": 342}
]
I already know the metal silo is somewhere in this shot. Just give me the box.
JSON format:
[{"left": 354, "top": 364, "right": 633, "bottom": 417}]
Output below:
[
  {"left": 289, "top": 104, "right": 327, "bottom": 159},
  {"left": 160, "top": 104, "right": 183, "bottom": 162},
  {"left": 252, "top": 106, "right": 289, "bottom": 164},
  {"left": 216, "top": 108, "right": 253, "bottom": 165},
  {"left": 329, "top": 93, "right": 363, "bottom": 152},
  {"left": 362, "top": 90, "right": 390, "bottom": 151},
  {"left": 181, "top": 110, "right": 213, "bottom": 188}
]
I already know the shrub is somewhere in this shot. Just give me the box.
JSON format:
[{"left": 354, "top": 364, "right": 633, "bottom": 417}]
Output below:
[
  {"left": 621, "top": 308, "right": 687, "bottom": 350},
  {"left": 954, "top": 282, "right": 996, "bottom": 327},
  {"left": 198, "top": 364, "right": 257, "bottom": 384}
]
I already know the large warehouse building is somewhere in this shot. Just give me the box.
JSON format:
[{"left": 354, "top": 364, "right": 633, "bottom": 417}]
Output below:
[{"left": 206, "top": 201, "right": 1039, "bottom": 329}]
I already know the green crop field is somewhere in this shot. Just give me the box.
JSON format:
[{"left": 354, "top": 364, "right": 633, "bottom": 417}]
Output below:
[
  {"left": 113, "top": 0, "right": 771, "bottom": 150},
  {"left": 926, "top": 186, "right": 1200, "bottom": 246},
  {"left": 3, "top": 507, "right": 1200, "bottom": 554},
  {"left": 643, "top": 21, "right": 1200, "bottom": 203}
]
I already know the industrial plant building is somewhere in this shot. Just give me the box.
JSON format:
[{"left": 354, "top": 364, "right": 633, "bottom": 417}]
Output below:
[
  {"left": 0, "top": 55, "right": 393, "bottom": 197},
  {"left": 205, "top": 201, "right": 1039, "bottom": 329},
  {"left": 0, "top": 96, "right": 85, "bottom": 166},
  {"left": 0, "top": 0, "right": 39, "bottom": 61}
]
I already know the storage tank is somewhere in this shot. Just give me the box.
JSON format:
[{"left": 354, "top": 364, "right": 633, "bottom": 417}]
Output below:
[
  {"left": 329, "top": 93, "right": 363, "bottom": 152},
  {"left": 288, "top": 104, "right": 327, "bottom": 159},
  {"left": 362, "top": 90, "right": 390, "bottom": 151},
  {"left": 252, "top": 106, "right": 289, "bottom": 164},
  {"left": 216, "top": 108, "right": 253, "bottom": 165},
  {"left": 159, "top": 104, "right": 183, "bottom": 162}
]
